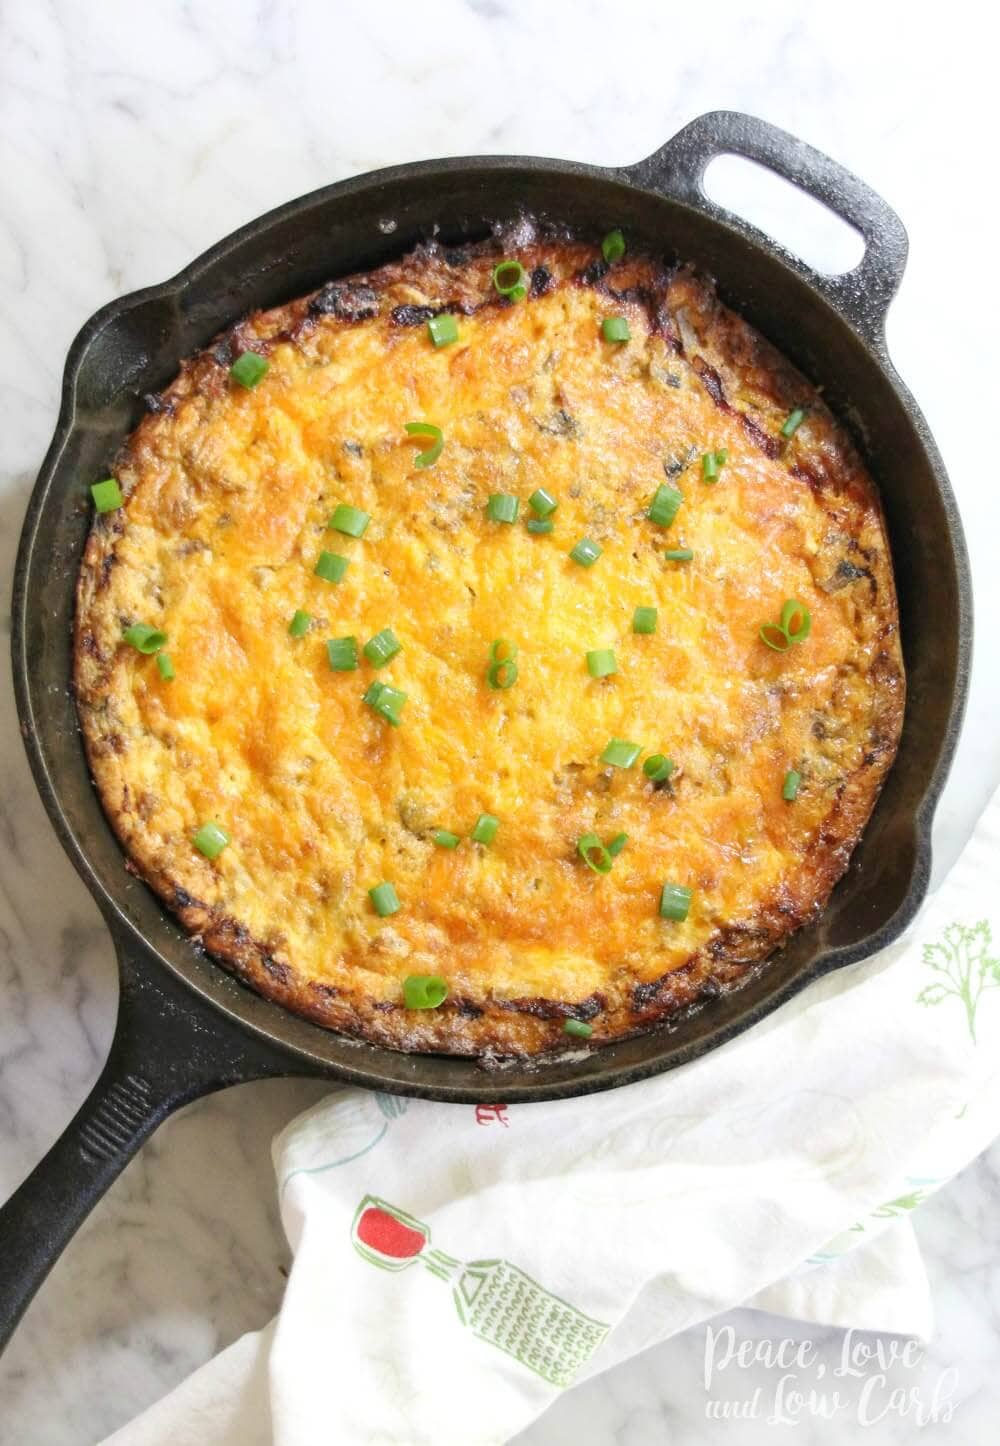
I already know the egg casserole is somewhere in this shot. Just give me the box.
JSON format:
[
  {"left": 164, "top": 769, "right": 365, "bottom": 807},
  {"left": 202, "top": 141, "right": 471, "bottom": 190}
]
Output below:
[{"left": 74, "top": 233, "right": 904, "bottom": 1055}]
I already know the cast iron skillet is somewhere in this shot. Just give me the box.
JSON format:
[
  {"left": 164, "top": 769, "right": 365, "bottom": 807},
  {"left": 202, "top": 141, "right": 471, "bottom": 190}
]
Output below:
[{"left": 1, "top": 112, "right": 971, "bottom": 1353}]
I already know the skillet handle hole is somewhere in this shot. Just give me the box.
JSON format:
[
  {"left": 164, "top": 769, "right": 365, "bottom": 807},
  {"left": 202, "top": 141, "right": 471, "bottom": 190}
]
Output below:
[{"left": 702, "top": 154, "right": 866, "bottom": 278}]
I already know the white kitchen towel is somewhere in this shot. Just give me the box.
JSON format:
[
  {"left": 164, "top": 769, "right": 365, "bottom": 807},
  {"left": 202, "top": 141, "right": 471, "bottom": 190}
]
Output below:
[{"left": 103, "top": 780, "right": 1000, "bottom": 1445}]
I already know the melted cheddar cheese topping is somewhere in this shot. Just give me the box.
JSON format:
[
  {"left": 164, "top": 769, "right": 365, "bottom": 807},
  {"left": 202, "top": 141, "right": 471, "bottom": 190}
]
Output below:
[{"left": 75, "top": 241, "right": 903, "bottom": 1054}]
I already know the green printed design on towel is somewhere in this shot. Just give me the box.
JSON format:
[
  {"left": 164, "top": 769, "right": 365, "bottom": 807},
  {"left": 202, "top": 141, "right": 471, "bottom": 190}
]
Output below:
[
  {"left": 351, "top": 1195, "right": 609, "bottom": 1387},
  {"left": 916, "top": 920, "right": 1000, "bottom": 1044}
]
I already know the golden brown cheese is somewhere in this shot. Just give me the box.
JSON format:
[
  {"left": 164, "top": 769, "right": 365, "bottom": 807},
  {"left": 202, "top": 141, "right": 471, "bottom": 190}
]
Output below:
[{"left": 74, "top": 236, "right": 904, "bottom": 1055}]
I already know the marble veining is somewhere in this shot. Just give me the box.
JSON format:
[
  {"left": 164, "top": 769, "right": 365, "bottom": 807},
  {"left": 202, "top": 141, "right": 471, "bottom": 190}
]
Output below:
[{"left": 1, "top": 1, "right": 997, "bottom": 1442}]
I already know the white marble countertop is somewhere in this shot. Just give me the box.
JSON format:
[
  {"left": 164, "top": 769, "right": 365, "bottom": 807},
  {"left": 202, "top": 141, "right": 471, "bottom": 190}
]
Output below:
[{"left": 1, "top": 1, "right": 997, "bottom": 1442}]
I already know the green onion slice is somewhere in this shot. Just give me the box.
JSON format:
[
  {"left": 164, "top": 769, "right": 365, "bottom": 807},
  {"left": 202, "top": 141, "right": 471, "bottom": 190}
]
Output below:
[
  {"left": 643, "top": 753, "right": 675, "bottom": 783},
  {"left": 564, "top": 1017, "right": 593, "bottom": 1038},
  {"left": 193, "top": 822, "right": 230, "bottom": 860},
  {"left": 428, "top": 314, "right": 459, "bottom": 348},
  {"left": 780, "top": 599, "right": 812, "bottom": 643},
  {"left": 487, "top": 638, "right": 519, "bottom": 690},
  {"left": 601, "top": 228, "right": 626, "bottom": 263},
  {"left": 433, "top": 829, "right": 461, "bottom": 849},
  {"left": 528, "top": 487, "right": 558, "bottom": 518},
  {"left": 288, "top": 609, "right": 312, "bottom": 638},
  {"left": 781, "top": 407, "right": 806, "bottom": 438},
  {"left": 783, "top": 769, "right": 802, "bottom": 802},
  {"left": 230, "top": 351, "right": 269, "bottom": 388},
  {"left": 405, "top": 421, "right": 444, "bottom": 468},
  {"left": 701, "top": 449, "right": 728, "bottom": 482},
  {"left": 123, "top": 623, "right": 167, "bottom": 654},
  {"left": 156, "top": 652, "right": 175, "bottom": 681},
  {"left": 493, "top": 260, "right": 526, "bottom": 297},
  {"left": 633, "top": 606, "right": 658, "bottom": 634},
  {"left": 664, "top": 548, "right": 694, "bottom": 562},
  {"left": 487, "top": 492, "right": 519, "bottom": 524},
  {"left": 471, "top": 812, "right": 499, "bottom": 845},
  {"left": 363, "top": 679, "right": 407, "bottom": 726},
  {"left": 327, "top": 635, "right": 359, "bottom": 671},
  {"left": 91, "top": 478, "right": 123, "bottom": 512},
  {"left": 403, "top": 973, "right": 448, "bottom": 1009},
  {"left": 314, "top": 550, "right": 349, "bottom": 584},
  {"left": 369, "top": 882, "right": 401, "bottom": 917},
  {"left": 363, "top": 627, "right": 402, "bottom": 668},
  {"left": 586, "top": 648, "right": 617, "bottom": 679},
  {"left": 601, "top": 316, "right": 631, "bottom": 343},
  {"left": 607, "top": 832, "right": 628, "bottom": 858},
  {"left": 577, "top": 832, "right": 613, "bottom": 874},
  {"left": 648, "top": 483, "right": 683, "bottom": 527},
  {"left": 601, "top": 738, "right": 641, "bottom": 769},
  {"left": 569, "top": 537, "right": 602, "bottom": 567},
  {"left": 526, "top": 518, "right": 553, "bottom": 535},
  {"left": 659, "top": 882, "right": 692, "bottom": 921},
  {"left": 329, "top": 503, "right": 371, "bottom": 538},
  {"left": 759, "top": 622, "right": 791, "bottom": 652}
]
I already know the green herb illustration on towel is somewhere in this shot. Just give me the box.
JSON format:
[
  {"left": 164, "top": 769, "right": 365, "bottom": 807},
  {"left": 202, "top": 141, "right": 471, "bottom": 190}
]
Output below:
[
  {"left": 916, "top": 920, "right": 1000, "bottom": 1044},
  {"left": 351, "top": 1195, "right": 609, "bottom": 1387}
]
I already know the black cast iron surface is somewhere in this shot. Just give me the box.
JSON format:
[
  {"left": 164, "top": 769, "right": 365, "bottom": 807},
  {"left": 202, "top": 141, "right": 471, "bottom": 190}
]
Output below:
[{"left": 1, "top": 112, "right": 972, "bottom": 1351}]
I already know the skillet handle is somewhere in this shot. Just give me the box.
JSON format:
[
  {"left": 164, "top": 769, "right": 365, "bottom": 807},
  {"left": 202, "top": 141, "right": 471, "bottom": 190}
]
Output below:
[
  {"left": 625, "top": 110, "right": 908, "bottom": 346},
  {"left": 0, "top": 937, "right": 309, "bottom": 1355}
]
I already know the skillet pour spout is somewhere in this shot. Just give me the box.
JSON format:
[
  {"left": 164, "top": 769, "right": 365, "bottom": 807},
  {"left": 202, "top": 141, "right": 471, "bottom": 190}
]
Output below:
[{"left": 3, "top": 111, "right": 971, "bottom": 1354}]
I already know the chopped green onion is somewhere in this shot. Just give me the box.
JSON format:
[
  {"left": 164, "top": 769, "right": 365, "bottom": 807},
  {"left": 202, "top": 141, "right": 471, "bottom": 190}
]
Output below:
[
  {"left": 659, "top": 882, "right": 692, "bottom": 921},
  {"left": 314, "top": 550, "right": 349, "bottom": 584},
  {"left": 569, "top": 537, "right": 602, "bottom": 567},
  {"left": 760, "top": 600, "right": 812, "bottom": 651},
  {"left": 577, "top": 832, "right": 613, "bottom": 874},
  {"left": 607, "top": 832, "right": 628, "bottom": 857},
  {"left": 701, "top": 449, "right": 727, "bottom": 482},
  {"left": 363, "top": 679, "right": 407, "bottom": 726},
  {"left": 369, "top": 882, "right": 401, "bottom": 917},
  {"left": 601, "top": 316, "right": 630, "bottom": 343},
  {"left": 664, "top": 548, "right": 694, "bottom": 562},
  {"left": 471, "top": 813, "right": 499, "bottom": 845},
  {"left": 601, "top": 738, "right": 641, "bottom": 769},
  {"left": 564, "top": 1017, "right": 593, "bottom": 1038},
  {"left": 529, "top": 487, "right": 558, "bottom": 518},
  {"left": 433, "top": 829, "right": 461, "bottom": 849},
  {"left": 586, "top": 648, "right": 617, "bottom": 679},
  {"left": 288, "top": 609, "right": 312, "bottom": 638},
  {"left": 643, "top": 753, "right": 674, "bottom": 783},
  {"left": 783, "top": 769, "right": 802, "bottom": 802},
  {"left": 327, "top": 636, "right": 359, "bottom": 671},
  {"left": 123, "top": 623, "right": 167, "bottom": 654},
  {"left": 363, "top": 627, "right": 402, "bottom": 668},
  {"left": 633, "top": 606, "right": 658, "bottom": 634},
  {"left": 647, "top": 483, "right": 683, "bottom": 527},
  {"left": 493, "top": 260, "right": 526, "bottom": 297},
  {"left": 329, "top": 503, "right": 370, "bottom": 538},
  {"left": 156, "top": 651, "right": 175, "bottom": 681},
  {"left": 781, "top": 407, "right": 806, "bottom": 438},
  {"left": 193, "top": 822, "right": 230, "bottom": 860},
  {"left": 601, "top": 229, "right": 626, "bottom": 263},
  {"left": 759, "top": 622, "right": 791, "bottom": 652},
  {"left": 403, "top": 974, "right": 448, "bottom": 1009},
  {"left": 780, "top": 599, "right": 812, "bottom": 643},
  {"left": 428, "top": 314, "right": 459, "bottom": 348},
  {"left": 90, "top": 478, "right": 123, "bottom": 512},
  {"left": 487, "top": 639, "right": 519, "bottom": 690},
  {"left": 405, "top": 421, "right": 444, "bottom": 468},
  {"left": 486, "top": 493, "right": 519, "bottom": 523},
  {"left": 230, "top": 352, "right": 268, "bottom": 388},
  {"left": 527, "top": 518, "right": 553, "bottom": 534}
]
